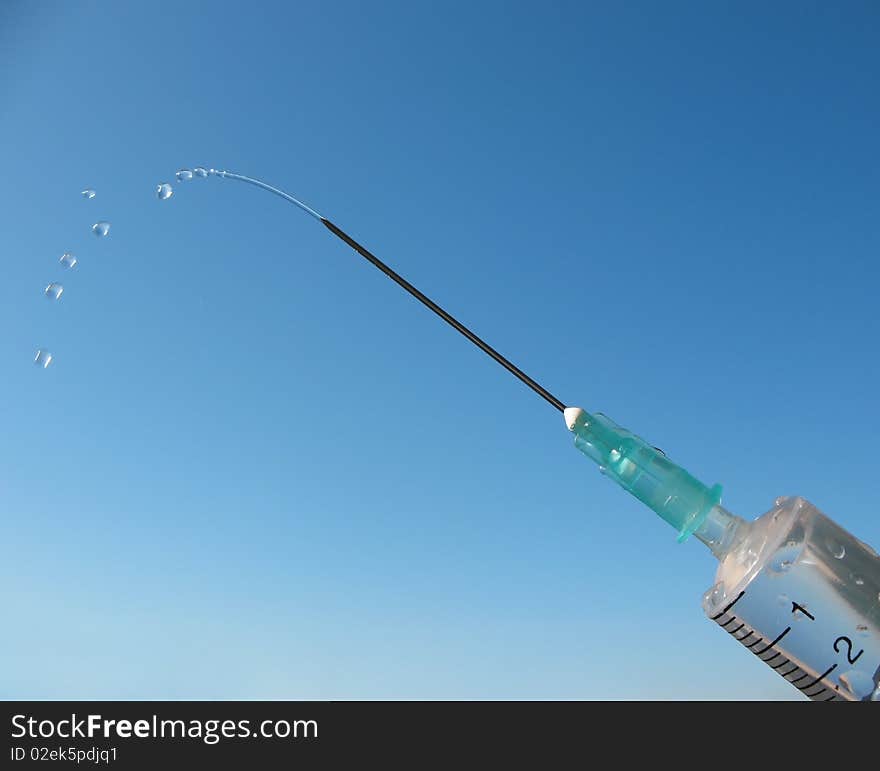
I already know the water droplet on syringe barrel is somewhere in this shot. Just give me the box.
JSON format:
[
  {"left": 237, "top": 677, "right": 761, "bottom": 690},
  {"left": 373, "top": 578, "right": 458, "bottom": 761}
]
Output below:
[
  {"left": 156, "top": 183, "right": 173, "bottom": 200},
  {"left": 705, "top": 583, "right": 726, "bottom": 606},
  {"left": 176, "top": 169, "right": 193, "bottom": 182},
  {"left": 769, "top": 542, "right": 803, "bottom": 574},
  {"left": 81, "top": 189, "right": 96, "bottom": 199},
  {"left": 34, "top": 349, "right": 52, "bottom": 368},
  {"left": 59, "top": 252, "right": 77, "bottom": 269},
  {"left": 92, "top": 221, "right": 111, "bottom": 237},
  {"left": 193, "top": 167, "right": 208, "bottom": 178},
  {"left": 44, "top": 283, "right": 64, "bottom": 301}
]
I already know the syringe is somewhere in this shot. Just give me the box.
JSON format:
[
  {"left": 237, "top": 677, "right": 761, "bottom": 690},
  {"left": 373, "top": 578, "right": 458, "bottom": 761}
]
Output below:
[
  {"left": 205, "top": 168, "right": 880, "bottom": 701},
  {"left": 563, "top": 408, "right": 880, "bottom": 700}
]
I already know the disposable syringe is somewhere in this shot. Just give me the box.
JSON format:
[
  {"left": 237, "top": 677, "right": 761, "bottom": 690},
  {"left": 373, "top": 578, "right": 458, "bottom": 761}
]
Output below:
[
  {"left": 200, "top": 167, "right": 880, "bottom": 701},
  {"left": 563, "top": 407, "right": 880, "bottom": 700}
]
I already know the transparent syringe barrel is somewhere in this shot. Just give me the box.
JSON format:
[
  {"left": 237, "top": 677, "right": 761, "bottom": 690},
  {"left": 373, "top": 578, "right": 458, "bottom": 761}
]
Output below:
[{"left": 702, "top": 497, "right": 880, "bottom": 700}]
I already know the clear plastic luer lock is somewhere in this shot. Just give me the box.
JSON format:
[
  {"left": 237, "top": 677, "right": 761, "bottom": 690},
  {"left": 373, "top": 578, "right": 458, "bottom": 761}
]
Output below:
[{"left": 701, "top": 496, "right": 880, "bottom": 701}]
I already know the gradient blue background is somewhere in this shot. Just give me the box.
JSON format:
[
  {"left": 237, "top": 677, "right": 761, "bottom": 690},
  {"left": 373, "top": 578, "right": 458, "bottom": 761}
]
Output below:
[{"left": 1, "top": 1, "right": 877, "bottom": 699}]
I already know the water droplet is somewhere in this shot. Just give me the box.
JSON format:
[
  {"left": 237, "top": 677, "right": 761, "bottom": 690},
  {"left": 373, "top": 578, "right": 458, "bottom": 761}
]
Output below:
[
  {"left": 193, "top": 167, "right": 208, "bottom": 178},
  {"left": 92, "top": 221, "right": 111, "bottom": 238},
  {"left": 705, "top": 583, "right": 726, "bottom": 607},
  {"left": 839, "top": 669, "right": 874, "bottom": 699},
  {"left": 608, "top": 449, "right": 621, "bottom": 463},
  {"left": 827, "top": 540, "right": 845, "bottom": 559},
  {"left": 44, "top": 283, "right": 64, "bottom": 301},
  {"left": 598, "top": 465, "right": 607, "bottom": 476},
  {"left": 156, "top": 182, "right": 173, "bottom": 200},
  {"left": 770, "top": 543, "right": 801, "bottom": 574},
  {"left": 176, "top": 168, "right": 193, "bottom": 182},
  {"left": 34, "top": 349, "right": 52, "bottom": 368},
  {"left": 59, "top": 252, "right": 77, "bottom": 269},
  {"left": 854, "top": 576, "right": 865, "bottom": 586},
  {"left": 81, "top": 188, "right": 96, "bottom": 199}
]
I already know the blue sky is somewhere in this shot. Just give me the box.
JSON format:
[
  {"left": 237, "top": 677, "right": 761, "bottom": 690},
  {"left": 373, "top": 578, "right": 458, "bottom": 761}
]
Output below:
[{"left": 1, "top": 1, "right": 877, "bottom": 699}]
